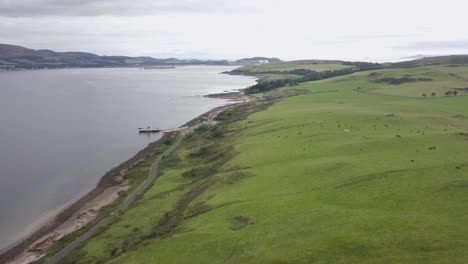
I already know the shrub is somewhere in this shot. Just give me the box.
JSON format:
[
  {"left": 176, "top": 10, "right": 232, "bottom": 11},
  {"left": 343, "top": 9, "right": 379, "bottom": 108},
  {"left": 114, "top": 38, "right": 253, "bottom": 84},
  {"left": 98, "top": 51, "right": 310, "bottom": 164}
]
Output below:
[
  {"left": 195, "top": 124, "right": 210, "bottom": 132},
  {"left": 162, "top": 154, "right": 181, "bottom": 167},
  {"left": 182, "top": 166, "right": 216, "bottom": 179},
  {"left": 188, "top": 146, "right": 212, "bottom": 158},
  {"left": 110, "top": 247, "right": 120, "bottom": 256}
]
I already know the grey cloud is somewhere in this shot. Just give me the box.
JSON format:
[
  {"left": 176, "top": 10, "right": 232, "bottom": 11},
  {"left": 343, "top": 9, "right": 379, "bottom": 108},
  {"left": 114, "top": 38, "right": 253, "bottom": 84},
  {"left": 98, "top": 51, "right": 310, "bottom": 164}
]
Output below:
[
  {"left": 343, "top": 33, "right": 419, "bottom": 40},
  {"left": 398, "top": 40, "right": 468, "bottom": 50},
  {"left": 0, "top": 0, "right": 253, "bottom": 17}
]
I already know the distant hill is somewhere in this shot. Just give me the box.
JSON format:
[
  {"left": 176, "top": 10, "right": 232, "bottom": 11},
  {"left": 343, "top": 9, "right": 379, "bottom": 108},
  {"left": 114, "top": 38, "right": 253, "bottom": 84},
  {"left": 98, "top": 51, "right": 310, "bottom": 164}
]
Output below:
[
  {"left": 0, "top": 44, "right": 230, "bottom": 69},
  {"left": 235, "top": 57, "right": 283, "bottom": 65},
  {"left": 0, "top": 44, "right": 58, "bottom": 59},
  {"left": 285, "top": 59, "right": 346, "bottom": 65},
  {"left": 391, "top": 55, "right": 468, "bottom": 68}
]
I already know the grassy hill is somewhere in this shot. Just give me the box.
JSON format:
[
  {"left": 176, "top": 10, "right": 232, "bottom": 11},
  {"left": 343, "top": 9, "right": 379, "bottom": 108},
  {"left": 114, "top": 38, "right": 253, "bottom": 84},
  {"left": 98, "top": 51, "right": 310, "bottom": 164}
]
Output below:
[
  {"left": 233, "top": 60, "right": 352, "bottom": 73},
  {"left": 362, "top": 65, "right": 468, "bottom": 97},
  {"left": 50, "top": 65, "right": 468, "bottom": 264},
  {"left": 392, "top": 55, "right": 468, "bottom": 68},
  {"left": 230, "top": 60, "right": 355, "bottom": 81},
  {"left": 230, "top": 56, "right": 468, "bottom": 83}
]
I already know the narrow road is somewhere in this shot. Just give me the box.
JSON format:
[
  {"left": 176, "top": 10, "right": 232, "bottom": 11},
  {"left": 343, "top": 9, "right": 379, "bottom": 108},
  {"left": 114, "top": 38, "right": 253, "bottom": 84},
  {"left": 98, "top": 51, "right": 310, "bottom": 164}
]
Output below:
[{"left": 45, "top": 127, "right": 195, "bottom": 264}]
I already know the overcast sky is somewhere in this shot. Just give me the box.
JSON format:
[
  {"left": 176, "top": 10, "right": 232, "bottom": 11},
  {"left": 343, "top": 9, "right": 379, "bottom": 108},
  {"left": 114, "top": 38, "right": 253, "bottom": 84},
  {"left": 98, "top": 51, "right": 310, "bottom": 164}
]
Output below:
[{"left": 1, "top": 0, "right": 467, "bottom": 62}]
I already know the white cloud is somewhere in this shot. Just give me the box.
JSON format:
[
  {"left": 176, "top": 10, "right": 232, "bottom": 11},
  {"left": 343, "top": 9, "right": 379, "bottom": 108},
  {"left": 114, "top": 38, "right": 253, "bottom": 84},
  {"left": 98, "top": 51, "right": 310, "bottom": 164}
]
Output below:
[{"left": 0, "top": 0, "right": 467, "bottom": 61}]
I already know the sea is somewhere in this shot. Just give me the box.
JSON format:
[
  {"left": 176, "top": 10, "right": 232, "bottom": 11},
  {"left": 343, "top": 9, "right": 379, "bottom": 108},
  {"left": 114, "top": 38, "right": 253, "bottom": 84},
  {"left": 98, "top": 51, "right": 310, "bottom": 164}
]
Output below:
[{"left": 0, "top": 66, "right": 256, "bottom": 252}]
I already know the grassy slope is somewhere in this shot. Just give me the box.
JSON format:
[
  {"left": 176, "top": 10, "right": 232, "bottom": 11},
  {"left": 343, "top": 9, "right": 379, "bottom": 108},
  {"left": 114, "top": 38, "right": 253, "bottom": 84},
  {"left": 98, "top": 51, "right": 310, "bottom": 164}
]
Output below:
[
  {"left": 235, "top": 62, "right": 352, "bottom": 73},
  {"left": 256, "top": 73, "right": 304, "bottom": 81},
  {"left": 233, "top": 61, "right": 353, "bottom": 82},
  {"left": 60, "top": 66, "right": 468, "bottom": 264},
  {"left": 362, "top": 65, "right": 468, "bottom": 97}
]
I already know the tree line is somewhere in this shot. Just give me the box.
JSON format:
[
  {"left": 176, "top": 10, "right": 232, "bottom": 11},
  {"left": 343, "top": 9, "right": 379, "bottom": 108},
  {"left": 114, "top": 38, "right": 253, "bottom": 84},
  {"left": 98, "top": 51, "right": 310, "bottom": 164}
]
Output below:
[
  {"left": 244, "top": 68, "right": 353, "bottom": 94},
  {"left": 244, "top": 61, "right": 385, "bottom": 94}
]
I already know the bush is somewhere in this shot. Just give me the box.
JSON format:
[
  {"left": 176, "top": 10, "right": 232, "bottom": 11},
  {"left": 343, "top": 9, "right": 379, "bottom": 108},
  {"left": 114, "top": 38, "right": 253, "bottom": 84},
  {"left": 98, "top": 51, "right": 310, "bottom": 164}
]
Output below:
[
  {"left": 117, "top": 191, "right": 128, "bottom": 198},
  {"left": 188, "top": 146, "right": 212, "bottom": 158},
  {"left": 182, "top": 166, "right": 216, "bottom": 179},
  {"left": 195, "top": 124, "right": 210, "bottom": 132},
  {"left": 162, "top": 154, "right": 181, "bottom": 167},
  {"left": 110, "top": 247, "right": 120, "bottom": 256},
  {"left": 210, "top": 127, "right": 225, "bottom": 138}
]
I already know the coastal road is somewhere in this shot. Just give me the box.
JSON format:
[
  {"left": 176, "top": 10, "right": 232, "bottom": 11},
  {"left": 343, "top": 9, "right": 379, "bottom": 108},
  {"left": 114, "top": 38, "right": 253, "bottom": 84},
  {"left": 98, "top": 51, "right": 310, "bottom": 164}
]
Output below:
[{"left": 45, "top": 126, "right": 195, "bottom": 264}]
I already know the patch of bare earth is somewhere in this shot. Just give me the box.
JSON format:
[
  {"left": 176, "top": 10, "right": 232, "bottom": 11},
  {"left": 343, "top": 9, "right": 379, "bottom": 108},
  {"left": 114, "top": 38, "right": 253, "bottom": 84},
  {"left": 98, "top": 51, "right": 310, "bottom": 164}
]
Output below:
[{"left": 10, "top": 183, "right": 129, "bottom": 264}]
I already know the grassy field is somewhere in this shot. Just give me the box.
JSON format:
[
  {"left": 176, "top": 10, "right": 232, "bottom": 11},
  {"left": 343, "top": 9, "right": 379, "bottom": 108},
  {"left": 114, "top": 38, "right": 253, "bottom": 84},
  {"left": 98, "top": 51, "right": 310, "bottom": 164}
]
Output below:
[
  {"left": 233, "top": 61, "right": 354, "bottom": 82},
  {"left": 58, "top": 65, "right": 468, "bottom": 263},
  {"left": 361, "top": 65, "right": 468, "bottom": 98},
  {"left": 256, "top": 73, "right": 304, "bottom": 81},
  {"left": 234, "top": 61, "right": 352, "bottom": 74}
]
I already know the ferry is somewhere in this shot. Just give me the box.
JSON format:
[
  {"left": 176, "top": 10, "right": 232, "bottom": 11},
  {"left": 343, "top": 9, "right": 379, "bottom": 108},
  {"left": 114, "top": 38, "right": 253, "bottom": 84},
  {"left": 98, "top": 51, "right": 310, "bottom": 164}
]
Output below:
[{"left": 138, "top": 127, "right": 162, "bottom": 133}]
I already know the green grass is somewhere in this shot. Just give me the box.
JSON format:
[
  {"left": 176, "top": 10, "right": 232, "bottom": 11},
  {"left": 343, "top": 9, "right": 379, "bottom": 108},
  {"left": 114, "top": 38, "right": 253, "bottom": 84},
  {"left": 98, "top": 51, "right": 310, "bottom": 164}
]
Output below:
[
  {"left": 256, "top": 73, "right": 304, "bottom": 81},
  {"left": 234, "top": 61, "right": 352, "bottom": 74},
  {"left": 36, "top": 137, "right": 175, "bottom": 264},
  {"left": 360, "top": 65, "right": 468, "bottom": 97},
  {"left": 59, "top": 65, "right": 468, "bottom": 264}
]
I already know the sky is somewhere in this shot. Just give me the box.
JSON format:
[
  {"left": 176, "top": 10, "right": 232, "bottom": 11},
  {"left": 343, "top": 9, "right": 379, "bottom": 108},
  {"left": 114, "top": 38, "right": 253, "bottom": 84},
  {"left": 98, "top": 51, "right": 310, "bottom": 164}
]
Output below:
[{"left": 1, "top": 0, "right": 468, "bottom": 62}]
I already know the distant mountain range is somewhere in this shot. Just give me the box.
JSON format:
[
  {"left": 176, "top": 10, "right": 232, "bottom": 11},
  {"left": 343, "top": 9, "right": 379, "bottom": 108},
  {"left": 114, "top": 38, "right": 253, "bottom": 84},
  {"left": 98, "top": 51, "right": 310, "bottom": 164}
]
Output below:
[
  {"left": 282, "top": 56, "right": 468, "bottom": 68},
  {"left": 0, "top": 44, "right": 283, "bottom": 70},
  {"left": 2, "top": 43, "right": 468, "bottom": 71}
]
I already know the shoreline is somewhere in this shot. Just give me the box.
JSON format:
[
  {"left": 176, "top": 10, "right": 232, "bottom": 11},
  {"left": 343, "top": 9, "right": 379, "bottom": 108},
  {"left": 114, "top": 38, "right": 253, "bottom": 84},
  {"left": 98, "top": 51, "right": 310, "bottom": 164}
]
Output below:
[
  {"left": 0, "top": 64, "right": 242, "bottom": 74},
  {"left": 0, "top": 92, "right": 247, "bottom": 264},
  {"left": 0, "top": 131, "right": 177, "bottom": 263}
]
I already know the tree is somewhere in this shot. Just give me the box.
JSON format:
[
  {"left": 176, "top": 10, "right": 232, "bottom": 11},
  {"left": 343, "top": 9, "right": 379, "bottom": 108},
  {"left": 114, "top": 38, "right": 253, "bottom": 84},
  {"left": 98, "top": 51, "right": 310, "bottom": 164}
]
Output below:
[
  {"left": 453, "top": 90, "right": 458, "bottom": 96},
  {"left": 422, "top": 93, "right": 427, "bottom": 98},
  {"left": 445, "top": 91, "right": 453, "bottom": 96},
  {"left": 431, "top": 92, "right": 436, "bottom": 96}
]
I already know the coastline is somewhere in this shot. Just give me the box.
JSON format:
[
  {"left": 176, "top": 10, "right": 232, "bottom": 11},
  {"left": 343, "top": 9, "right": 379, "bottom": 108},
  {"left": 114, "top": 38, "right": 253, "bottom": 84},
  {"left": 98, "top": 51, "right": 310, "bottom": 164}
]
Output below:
[
  {"left": 0, "top": 131, "right": 177, "bottom": 263},
  {"left": 0, "top": 92, "right": 248, "bottom": 264},
  {"left": 0, "top": 64, "right": 242, "bottom": 74}
]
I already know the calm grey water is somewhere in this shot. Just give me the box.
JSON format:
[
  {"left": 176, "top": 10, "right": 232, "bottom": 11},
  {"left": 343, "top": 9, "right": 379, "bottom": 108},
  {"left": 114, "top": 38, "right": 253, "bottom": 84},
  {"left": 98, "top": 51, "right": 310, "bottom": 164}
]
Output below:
[{"left": 0, "top": 66, "right": 255, "bottom": 252}]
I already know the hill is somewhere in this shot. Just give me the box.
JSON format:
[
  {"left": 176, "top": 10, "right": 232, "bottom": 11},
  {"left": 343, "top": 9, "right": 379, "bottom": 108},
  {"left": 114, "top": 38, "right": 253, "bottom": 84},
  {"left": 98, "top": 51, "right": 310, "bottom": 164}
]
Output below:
[
  {"left": 231, "top": 59, "right": 353, "bottom": 74},
  {"left": 391, "top": 55, "right": 468, "bottom": 68},
  {"left": 42, "top": 64, "right": 468, "bottom": 264},
  {"left": 229, "top": 55, "right": 468, "bottom": 91},
  {"left": 231, "top": 55, "right": 468, "bottom": 78},
  {"left": 229, "top": 60, "right": 366, "bottom": 82},
  {"left": 0, "top": 44, "right": 230, "bottom": 69}
]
